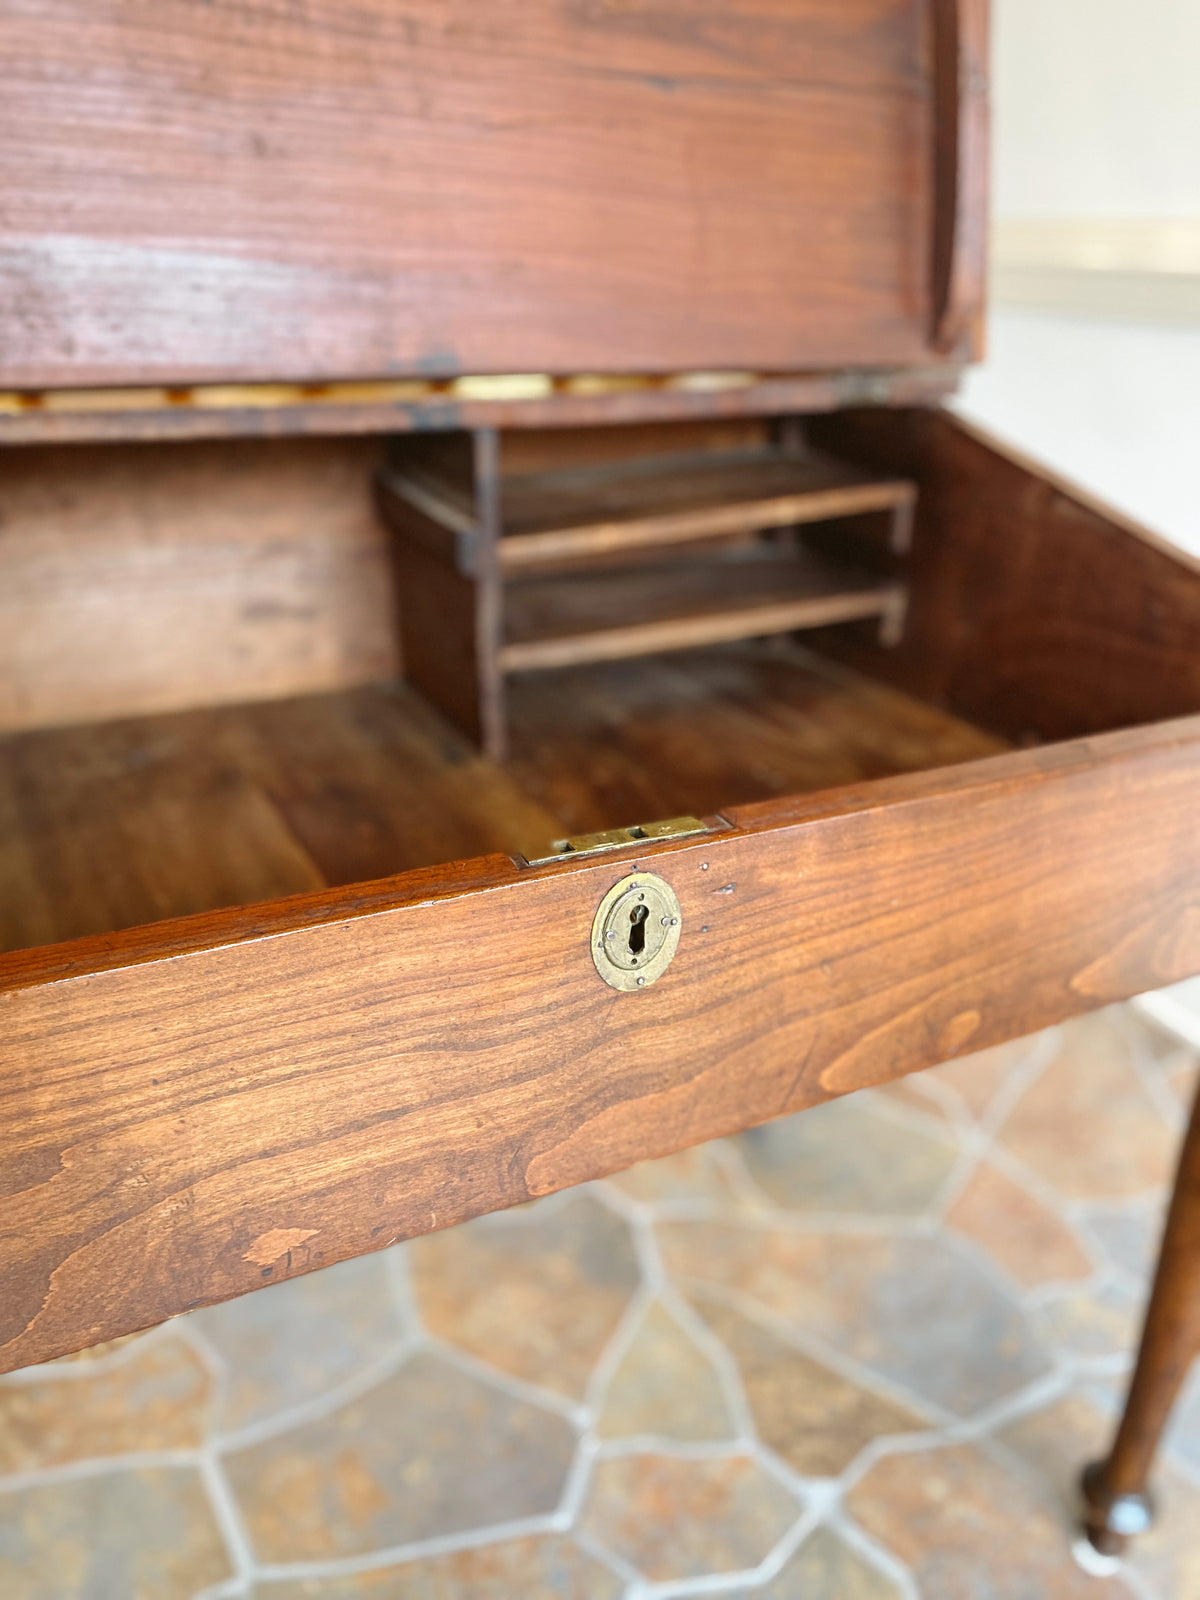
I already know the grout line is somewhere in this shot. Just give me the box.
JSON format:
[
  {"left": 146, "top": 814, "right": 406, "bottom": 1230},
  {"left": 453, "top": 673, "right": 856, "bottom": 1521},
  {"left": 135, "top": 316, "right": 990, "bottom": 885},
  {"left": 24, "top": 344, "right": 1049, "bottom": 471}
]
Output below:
[
  {"left": 383, "top": 1242, "right": 423, "bottom": 1336},
  {"left": 829, "top": 1509, "right": 922, "bottom": 1600},
  {"left": 0, "top": 1448, "right": 203, "bottom": 1495},
  {"left": 573, "top": 1518, "right": 646, "bottom": 1590},
  {"left": 214, "top": 1338, "right": 422, "bottom": 1455},
  {"left": 0, "top": 1322, "right": 173, "bottom": 1388},
  {"left": 198, "top": 1449, "right": 259, "bottom": 1591},
  {"left": 1123, "top": 1012, "right": 1193, "bottom": 1132},
  {"left": 675, "top": 1278, "right": 958, "bottom": 1434},
  {"left": 252, "top": 1512, "right": 566, "bottom": 1583},
  {"left": 1133, "top": 990, "right": 1200, "bottom": 1053},
  {"left": 423, "top": 1333, "right": 588, "bottom": 1426},
  {"left": 655, "top": 1282, "right": 758, "bottom": 1441}
]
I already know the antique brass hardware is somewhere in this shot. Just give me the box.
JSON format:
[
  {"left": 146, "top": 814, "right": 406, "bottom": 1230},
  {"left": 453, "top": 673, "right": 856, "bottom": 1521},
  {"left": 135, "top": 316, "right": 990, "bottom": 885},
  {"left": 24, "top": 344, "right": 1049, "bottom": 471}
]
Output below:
[
  {"left": 526, "top": 815, "right": 708, "bottom": 866},
  {"left": 591, "top": 872, "right": 682, "bottom": 992}
]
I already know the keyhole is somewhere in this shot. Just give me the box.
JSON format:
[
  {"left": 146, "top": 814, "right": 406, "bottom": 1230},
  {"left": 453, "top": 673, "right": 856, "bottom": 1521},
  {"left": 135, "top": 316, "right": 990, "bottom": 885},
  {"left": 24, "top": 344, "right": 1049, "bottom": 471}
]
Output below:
[{"left": 628, "top": 903, "right": 649, "bottom": 958}]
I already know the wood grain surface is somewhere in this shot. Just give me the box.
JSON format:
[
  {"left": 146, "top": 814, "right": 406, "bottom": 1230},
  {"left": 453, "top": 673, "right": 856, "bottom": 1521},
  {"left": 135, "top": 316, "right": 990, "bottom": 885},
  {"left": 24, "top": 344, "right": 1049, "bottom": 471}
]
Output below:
[
  {"left": 0, "top": 645, "right": 1004, "bottom": 953},
  {"left": 808, "top": 408, "right": 1200, "bottom": 740},
  {"left": 0, "top": 437, "right": 397, "bottom": 735},
  {"left": 0, "top": 0, "right": 961, "bottom": 387},
  {"left": 3, "top": 715, "right": 1198, "bottom": 1372}
]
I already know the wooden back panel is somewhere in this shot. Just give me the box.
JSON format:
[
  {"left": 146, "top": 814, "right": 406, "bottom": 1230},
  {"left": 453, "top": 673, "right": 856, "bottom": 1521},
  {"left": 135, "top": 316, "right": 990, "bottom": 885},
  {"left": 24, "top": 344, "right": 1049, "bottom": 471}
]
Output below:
[
  {"left": 0, "top": 0, "right": 983, "bottom": 388},
  {"left": 0, "top": 438, "right": 397, "bottom": 735}
]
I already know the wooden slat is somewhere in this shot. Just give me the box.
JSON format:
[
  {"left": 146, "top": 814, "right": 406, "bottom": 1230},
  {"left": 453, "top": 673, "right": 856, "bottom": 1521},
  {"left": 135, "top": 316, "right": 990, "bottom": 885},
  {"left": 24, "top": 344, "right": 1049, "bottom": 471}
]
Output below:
[
  {"left": 0, "top": 1, "right": 960, "bottom": 388},
  {"left": 2, "top": 716, "right": 1199, "bottom": 1371},
  {"left": 500, "top": 553, "right": 905, "bottom": 671},
  {"left": 496, "top": 450, "right": 917, "bottom": 569}
]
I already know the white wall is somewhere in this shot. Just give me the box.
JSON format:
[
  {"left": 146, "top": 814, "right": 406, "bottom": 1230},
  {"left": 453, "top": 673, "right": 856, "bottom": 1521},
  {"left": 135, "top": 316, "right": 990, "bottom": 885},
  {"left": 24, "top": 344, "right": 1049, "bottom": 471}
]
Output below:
[
  {"left": 953, "top": 0, "right": 1200, "bottom": 555},
  {"left": 992, "top": 0, "right": 1200, "bottom": 220}
]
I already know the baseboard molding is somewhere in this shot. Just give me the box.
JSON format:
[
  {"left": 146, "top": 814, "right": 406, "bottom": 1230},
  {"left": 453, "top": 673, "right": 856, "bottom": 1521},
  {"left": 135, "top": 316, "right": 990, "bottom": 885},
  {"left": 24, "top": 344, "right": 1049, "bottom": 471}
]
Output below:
[{"left": 992, "top": 220, "right": 1200, "bottom": 324}]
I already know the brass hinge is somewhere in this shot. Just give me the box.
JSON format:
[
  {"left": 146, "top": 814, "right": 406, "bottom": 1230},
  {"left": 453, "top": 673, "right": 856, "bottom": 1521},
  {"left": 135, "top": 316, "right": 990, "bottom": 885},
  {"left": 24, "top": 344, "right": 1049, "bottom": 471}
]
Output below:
[{"left": 525, "top": 815, "right": 710, "bottom": 866}]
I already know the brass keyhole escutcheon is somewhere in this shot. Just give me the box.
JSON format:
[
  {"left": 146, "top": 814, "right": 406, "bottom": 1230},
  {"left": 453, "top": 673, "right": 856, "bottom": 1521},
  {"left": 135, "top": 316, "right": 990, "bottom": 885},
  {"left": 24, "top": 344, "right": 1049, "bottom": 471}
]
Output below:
[{"left": 591, "top": 872, "right": 682, "bottom": 991}]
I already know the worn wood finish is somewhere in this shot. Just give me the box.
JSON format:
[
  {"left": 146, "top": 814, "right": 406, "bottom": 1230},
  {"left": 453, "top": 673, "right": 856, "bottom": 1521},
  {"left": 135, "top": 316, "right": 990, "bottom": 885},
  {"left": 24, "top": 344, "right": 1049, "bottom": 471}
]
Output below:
[
  {"left": 0, "top": 1, "right": 967, "bottom": 388},
  {"left": 1082, "top": 1077, "right": 1200, "bottom": 1554},
  {"left": 0, "top": 437, "right": 397, "bottom": 735},
  {"left": 0, "top": 646, "right": 1004, "bottom": 953},
  {"left": 807, "top": 408, "right": 1200, "bottom": 741},
  {"left": 503, "top": 642, "right": 1006, "bottom": 835},
  {"left": 3, "top": 716, "right": 1199, "bottom": 1371},
  {"left": 501, "top": 552, "right": 905, "bottom": 671}
]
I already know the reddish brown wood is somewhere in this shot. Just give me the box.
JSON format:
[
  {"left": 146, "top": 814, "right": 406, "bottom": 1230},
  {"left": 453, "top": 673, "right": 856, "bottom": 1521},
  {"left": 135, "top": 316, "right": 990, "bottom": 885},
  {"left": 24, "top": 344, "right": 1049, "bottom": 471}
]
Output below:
[
  {"left": 1083, "top": 1077, "right": 1200, "bottom": 1555},
  {"left": 807, "top": 408, "right": 1200, "bottom": 740},
  {"left": 3, "top": 716, "right": 1199, "bottom": 1372},
  {"left": 0, "top": 1, "right": 975, "bottom": 388},
  {"left": 931, "top": 0, "right": 989, "bottom": 355}
]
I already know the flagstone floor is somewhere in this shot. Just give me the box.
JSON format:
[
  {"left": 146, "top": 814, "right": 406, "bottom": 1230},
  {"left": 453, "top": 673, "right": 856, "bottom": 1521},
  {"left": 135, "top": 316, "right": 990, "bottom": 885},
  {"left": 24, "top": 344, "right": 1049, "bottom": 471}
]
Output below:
[{"left": 3, "top": 995, "right": 1200, "bottom": 1600}]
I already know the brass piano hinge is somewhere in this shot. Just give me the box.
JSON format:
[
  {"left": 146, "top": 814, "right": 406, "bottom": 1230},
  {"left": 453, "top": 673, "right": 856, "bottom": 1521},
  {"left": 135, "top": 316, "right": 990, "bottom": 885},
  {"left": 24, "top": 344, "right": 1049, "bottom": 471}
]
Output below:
[{"left": 525, "top": 815, "right": 710, "bottom": 866}]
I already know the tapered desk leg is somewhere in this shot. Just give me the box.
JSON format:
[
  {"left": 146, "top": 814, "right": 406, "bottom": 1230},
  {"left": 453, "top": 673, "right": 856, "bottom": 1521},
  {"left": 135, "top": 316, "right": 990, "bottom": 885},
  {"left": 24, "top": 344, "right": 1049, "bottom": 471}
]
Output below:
[{"left": 1082, "top": 1074, "right": 1200, "bottom": 1555}]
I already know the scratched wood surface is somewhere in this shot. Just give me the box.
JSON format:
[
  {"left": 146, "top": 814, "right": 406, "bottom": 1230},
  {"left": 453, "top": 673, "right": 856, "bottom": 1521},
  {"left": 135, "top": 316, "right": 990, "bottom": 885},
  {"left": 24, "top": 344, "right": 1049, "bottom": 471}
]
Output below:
[
  {"left": 3, "top": 716, "right": 1198, "bottom": 1372},
  {"left": 0, "top": 0, "right": 965, "bottom": 387}
]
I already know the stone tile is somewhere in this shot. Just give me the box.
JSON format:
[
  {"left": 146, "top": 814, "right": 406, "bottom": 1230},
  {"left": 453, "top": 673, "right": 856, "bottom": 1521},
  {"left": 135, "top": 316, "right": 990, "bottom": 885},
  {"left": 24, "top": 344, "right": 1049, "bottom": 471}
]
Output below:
[
  {"left": 728, "top": 1525, "right": 905, "bottom": 1599},
  {"left": 47, "top": 1331, "right": 148, "bottom": 1367},
  {"left": 925, "top": 1035, "right": 1041, "bottom": 1121},
  {"left": 190, "top": 1252, "right": 405, "bottom": 1433},
  {"left": 1165, "top": 1360, "right": 1200, "bottom": 1476},
  {"left": 692, "top": 1295, "right": 924, "bottom": 1476},
  {"left": 733, "top": 1095, "right": 959, "bottom": 1216},
  {"left": 607, "top": 1144, "right": 744, "bottom": 1207},
  {"left": 848, "top": 1443, "right": 1133, "bottom": 1599},
  {"left": 658, "top": 1221, "right": 1051, "bottom": 1417},
  {"left": 945, "top": 1160, "right": 1093, "bottom": 1288},
  {"left": 869, "top": 1075, "right": 960, "bottom": 1128},
  {"left": 580, "top": 1451, "right": 799, "bottom": 1583},
  {"left": 1000, "top": 1388, "right": 1200, "bottom": 1599},
  {"left": 1034, "top": 1281, "right": 1145, "bottom": 1361},
  {"left": 0, "top": 1337, "right": 210, "bottom": 1472},
  {"left": 997, "top": 1011, "right": 1176, "bottom": 1199},
  {"left": 1168, "top": 1054, "right": 1200, "bottom": 1112},
  {"left": 223, "top": 1351, "right": 575, "bottom": 1561},
  {"left": 409, "top": 1194, "right": 639, "bottom": 1399},
  {"left": 1131, "top": 1466, "right": 1200, "bottom": 1600},
  {"left": 0, "top": 1467, "right": 231, "bottom": 1599},
  {"left": 999, "top": 1389, "right": 1112, "bottom": 1513},
  {"left": 597, "top": 1301, "right": 733, "bottom": 1441},
  {"left": 248, "top": 1535, "right": 622, "bottom": 1598},
  {"left": 1079, "top": 1204, "right": 1164, "bottom": 1282}
]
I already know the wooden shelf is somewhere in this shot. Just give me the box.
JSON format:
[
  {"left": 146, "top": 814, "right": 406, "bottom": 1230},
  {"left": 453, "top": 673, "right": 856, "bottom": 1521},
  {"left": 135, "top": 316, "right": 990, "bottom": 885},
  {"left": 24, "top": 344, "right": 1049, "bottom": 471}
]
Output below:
[
  {"left": 496, "top": 447, "right": 916, "bottom": 569},
  {"left": 380, "top": 425, "right": 917, "bottom": 756},
  {"left": 500, "top": 548, "right": 906, "bottom": 672}
]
